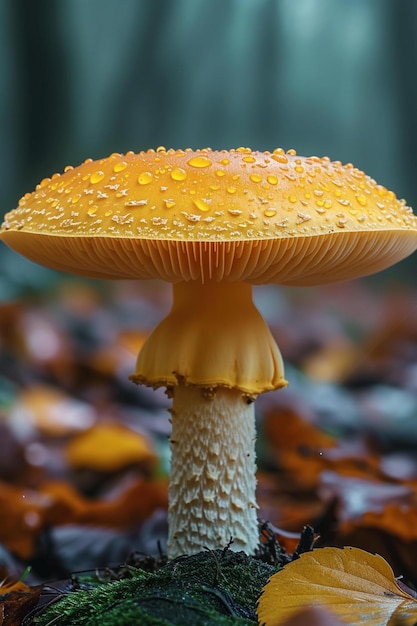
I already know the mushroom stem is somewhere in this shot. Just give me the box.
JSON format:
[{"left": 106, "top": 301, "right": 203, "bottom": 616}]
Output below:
[
  {"left": 130, "top": 280, "right": 287, "bottom": 558},
  {"left": 168, "top": 385, "right": 258, "bottom": 558}
]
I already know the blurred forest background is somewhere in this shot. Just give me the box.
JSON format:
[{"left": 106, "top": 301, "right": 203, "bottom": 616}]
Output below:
[
  {"left": 1, "top": 0, "right": 417, "bottom": 292},
  {"left": 2, "top": 0, "right": 417, "bottom": 592}
]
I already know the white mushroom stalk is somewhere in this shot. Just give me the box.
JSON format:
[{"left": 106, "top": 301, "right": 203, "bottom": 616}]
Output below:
[
  {"left": 169, "top": 386, "right": 258, "bottom": 557},
  {"left": 131, "top": 280, "right": 286, "bottom": 558}
]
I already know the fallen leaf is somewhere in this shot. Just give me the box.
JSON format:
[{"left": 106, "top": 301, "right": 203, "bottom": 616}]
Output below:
[
  {"left": 263, "top": 407, "right": 337, "bottom": 488},
  {"left": 0, "top": 481, "right": 46, "bottom": 559},
  {"left": 263, "top": 405, "right": 390, "bottom": 493},
  {"left": 40, "top": 477, "right": 168, "bottom": 528},
  {"left": 8, "top": 384, "right": 96, "bottom": 437},
  {"left": 65, "top": 422, "right": 157, "bottom": 472},
  {"left": 319, "top": 472, "right": 413, "bottom": 523},
  {"left": 0, "top": 581, "right": 30, "bottom": 594},
  {"left": 358, "top": 503, "right": 417, "bottom": 543},
  {"left": 303, "top": 340, "right": 359, "bottom": 383},
  {"left": 0, "top": 475, "right": 168, "bottom": 560},
  {"left": 257, "top": 471, "right": 324, "bottom": 532},
  {"left": 333, "top": 526, "right": 417, "bottom": 595},
  {"left": 0, "top": 582, "right": 42, "bottom": 626},
  {"left": 257, "top": 546, "right": 417, "bottom": 626}
]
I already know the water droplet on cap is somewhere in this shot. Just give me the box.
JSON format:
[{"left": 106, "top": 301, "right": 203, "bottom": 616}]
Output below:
[
  {"left": 90, "top": 171, "right": 105, "bottom": 184},
  {"left": 171, "top": 167, "right": 187, "bottom": 181},
  {"left": 249, "top": 174, "right": 262, "bottom": 183},
  {"left": 187, "top": 156, "right": 212, "bottom": 168},
  {"left": 271, "top": 153, "right": 288, "bottom": 164},
  {"left": 193, "top": 199, "right": 210, "bottom": 212},
  {"left": 113, "top": 161, "right": 128, "bottom": 173},
  {"left": 138, "top": 172, "right": 153, "bottom": 185},
  {"left": 267, "top": 175, "right": 278, "bottom": 185}
]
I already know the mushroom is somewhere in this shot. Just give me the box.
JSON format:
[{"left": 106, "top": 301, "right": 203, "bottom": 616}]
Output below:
[{"left": 1, "top": 147, "right": 417, "bottom": 559}]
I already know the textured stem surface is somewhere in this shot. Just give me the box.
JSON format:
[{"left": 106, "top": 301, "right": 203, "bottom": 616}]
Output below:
[{"left": 167, "top": 385, "right": 259, "bottom": 559}]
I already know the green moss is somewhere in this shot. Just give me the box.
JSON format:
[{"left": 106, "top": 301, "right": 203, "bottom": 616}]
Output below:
[{"left": 36, "top": 550, "right": 277, "bottom": 625}]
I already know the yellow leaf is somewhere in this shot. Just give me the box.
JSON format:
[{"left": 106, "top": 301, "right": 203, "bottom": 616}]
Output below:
[
  {"left": 257, "top": 546, "right": 417, "bottom": 626},
  {"left": 65, "top": 422, "right": 157, "bottom": 472}
]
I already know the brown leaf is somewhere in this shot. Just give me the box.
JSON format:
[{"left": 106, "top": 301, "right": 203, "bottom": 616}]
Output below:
[
  {"left": 0, "top": 481, "right": 46, "bottom": 559},
  {"left": 359, "top": 503, "right": 417, "bottom": 543},
  {"left": 0, "top": 583, "right": 42, "bottom": 626},
  {"left": 264, "top": 405, "right": 392, "bottom": 504},
  {"left": 40, "top": 477, "right": 168, "bottom": 528},
  {"left": 257, "top": 546, "right": 417, "bottom": 626},
  {"left": 263, "top": 407, "right": 337, "bottom": 489},
  {"left": 257, "top": 471, "right": 323, "bottom": 532}
]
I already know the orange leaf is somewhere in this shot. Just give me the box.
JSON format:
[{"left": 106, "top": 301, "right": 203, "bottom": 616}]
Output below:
[
  {"left": 40, "top": 477, "right": 168, "bottom": 528},
  {"left": 357, "top": 504, "right": 417, "bottom": 543},
  {"left": 263, "top": 408, "right": 337, "bottom": 489},
  {"left": 0, "top": 581, "right": 30, "bottom": 594},
  {"left": 0, "top": 481, "right": 46, "bottom": 559},
  {"left": 257, "top": 546, "right": 417, "bottom": 626}
]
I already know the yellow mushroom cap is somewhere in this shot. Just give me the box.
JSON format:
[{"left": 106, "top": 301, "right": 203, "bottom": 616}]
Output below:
[{"left": 1, "top": 147, "right": 417, "bottom": 285}]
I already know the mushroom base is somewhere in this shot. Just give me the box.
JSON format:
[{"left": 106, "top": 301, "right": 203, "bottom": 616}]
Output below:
[{"left": 168, "top": 385, "right": 259, "bottom": 559}]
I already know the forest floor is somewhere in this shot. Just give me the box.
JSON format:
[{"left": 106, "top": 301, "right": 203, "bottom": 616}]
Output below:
[{"left": 1, "top": 275, "right": 417, "bottom": 624}]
